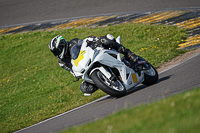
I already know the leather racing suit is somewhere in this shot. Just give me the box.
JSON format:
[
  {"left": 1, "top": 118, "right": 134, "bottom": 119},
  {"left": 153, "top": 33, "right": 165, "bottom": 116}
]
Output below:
[{"left": 58, "top": 34, "right": 138, "bottom": 95}]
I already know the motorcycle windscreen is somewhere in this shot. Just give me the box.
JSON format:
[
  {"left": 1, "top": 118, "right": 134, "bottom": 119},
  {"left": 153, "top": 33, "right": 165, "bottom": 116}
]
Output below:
[{"left": 71, "top": 40, "right": 83, "bottom": 60}]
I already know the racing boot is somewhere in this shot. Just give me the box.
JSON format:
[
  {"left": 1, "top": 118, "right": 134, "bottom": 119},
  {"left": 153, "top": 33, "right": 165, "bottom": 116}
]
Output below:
[
  {"left": 125, "top": 50, "right": 150, "bottom": 71},
  {"left": 127, "top": 51, "right": 138, "bottom": 64},
  {"left": 118, "top": 46, "right": 138, "bottom": 64},
  {"left": 80, "top": 81, "right": 98, "bottom": 96}
]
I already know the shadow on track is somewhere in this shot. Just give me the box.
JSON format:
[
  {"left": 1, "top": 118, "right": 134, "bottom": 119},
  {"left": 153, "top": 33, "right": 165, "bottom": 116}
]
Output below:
[{"left": 124, "top": 74, "right": 173, "bottom": 96}]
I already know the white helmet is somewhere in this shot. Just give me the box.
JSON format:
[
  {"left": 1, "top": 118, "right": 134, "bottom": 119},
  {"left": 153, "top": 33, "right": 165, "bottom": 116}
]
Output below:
[{"left": 49, "top": 35, "right": 69, "bottom": 59}]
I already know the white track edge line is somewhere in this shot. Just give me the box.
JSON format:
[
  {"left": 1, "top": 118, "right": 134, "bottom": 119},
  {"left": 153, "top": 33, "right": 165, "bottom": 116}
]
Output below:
[
  {"left": 1, "top": 7, "right": 200, "bottom": 29},
  {"left": 14, "top": 95, "right": 110, "bottom": 133},
  {"left": 158, "top": 52, "right": 200, "bottom": 74}
]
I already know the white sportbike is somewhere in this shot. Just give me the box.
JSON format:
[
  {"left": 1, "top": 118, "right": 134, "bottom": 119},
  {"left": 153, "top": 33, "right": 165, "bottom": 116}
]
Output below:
[{"left": 71, "top": 36, "right": 158, "bottom": 97}]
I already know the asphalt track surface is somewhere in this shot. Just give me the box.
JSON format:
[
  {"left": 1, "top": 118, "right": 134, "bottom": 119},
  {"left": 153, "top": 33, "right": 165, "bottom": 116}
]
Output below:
[
  {"left": 16, "top": 53, "right": 200, "bottom": 133},
  {"left": 1, "top": 0, "right": 200, "bottom": 27}
]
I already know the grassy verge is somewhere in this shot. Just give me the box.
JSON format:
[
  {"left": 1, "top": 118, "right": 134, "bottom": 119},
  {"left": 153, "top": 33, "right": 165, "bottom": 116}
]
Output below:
[
  {"left": 62, "top": 88, "right": 200, "bottom": 133},
  {"left": 0, "top": 23, "right": 187, "bottom": 132}
]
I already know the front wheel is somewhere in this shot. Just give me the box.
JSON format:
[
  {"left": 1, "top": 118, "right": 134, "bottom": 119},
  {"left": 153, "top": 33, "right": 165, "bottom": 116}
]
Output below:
[
  {"left": 142, "top": 63, "right": 158, "bottom": 85},
  {"left": 90, "top": 70, "right": 126, "bottom": 97}
]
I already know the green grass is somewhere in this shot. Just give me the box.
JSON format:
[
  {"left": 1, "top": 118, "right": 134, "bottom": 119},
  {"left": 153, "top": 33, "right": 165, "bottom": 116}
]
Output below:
[
  {"left": 0, "top": 23, "right": 187, "bottom": 133},
  {"left": 63, "top": 88, "right": 200, "bottom": 133}
]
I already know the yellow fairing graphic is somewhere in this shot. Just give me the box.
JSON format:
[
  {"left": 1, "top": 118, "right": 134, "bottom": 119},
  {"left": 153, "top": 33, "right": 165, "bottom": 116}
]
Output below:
[
  {"left": 74, "top": 50, "right": 86, "bottom": 66},
  {"left": 131, "top": 73, "right": 138, "bottom": 83}
]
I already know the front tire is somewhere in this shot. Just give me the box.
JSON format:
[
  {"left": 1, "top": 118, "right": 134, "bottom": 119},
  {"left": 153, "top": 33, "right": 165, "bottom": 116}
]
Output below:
[
  {"left": 90, "top": 70, "right": 126, "bottom": 97},
  {"left": 142, "top": 63, "right": 158, "bottom": 85}
]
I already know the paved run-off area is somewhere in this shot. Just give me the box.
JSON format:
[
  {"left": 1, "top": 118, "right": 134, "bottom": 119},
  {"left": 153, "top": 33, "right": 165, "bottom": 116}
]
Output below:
[{"left": 1, "top": 8, "right": 200, "bottom": 50}]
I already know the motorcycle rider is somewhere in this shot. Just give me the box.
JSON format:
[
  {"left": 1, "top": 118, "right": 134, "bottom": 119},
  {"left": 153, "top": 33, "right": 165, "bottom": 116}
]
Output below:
[{"left": 49, "top": 34, "right": 138, "bottom": 96}]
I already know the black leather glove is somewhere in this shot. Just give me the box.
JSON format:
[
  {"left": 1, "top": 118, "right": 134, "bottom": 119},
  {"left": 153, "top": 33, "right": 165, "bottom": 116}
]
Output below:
[{"left": 99, "top": 34, "right": 116, "bottom": 48}]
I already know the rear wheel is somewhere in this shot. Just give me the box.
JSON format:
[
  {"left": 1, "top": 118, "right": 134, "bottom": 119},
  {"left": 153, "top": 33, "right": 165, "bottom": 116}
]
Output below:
[
  {"left": 91, "top": 70, "right": 126, "bottom": 97},
  {"left": 142, "top": 63, "right": 158, "bottom": 85}
]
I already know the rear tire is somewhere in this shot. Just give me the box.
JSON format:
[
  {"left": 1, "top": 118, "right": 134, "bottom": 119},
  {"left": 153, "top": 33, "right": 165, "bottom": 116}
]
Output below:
[
  {"left": 91, "top": 70, "right": 126, "bottom": 97},
  {"left": 142, "top": 63, "right": 158, "bottom": 85}
]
